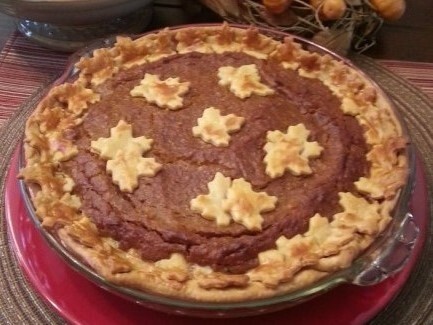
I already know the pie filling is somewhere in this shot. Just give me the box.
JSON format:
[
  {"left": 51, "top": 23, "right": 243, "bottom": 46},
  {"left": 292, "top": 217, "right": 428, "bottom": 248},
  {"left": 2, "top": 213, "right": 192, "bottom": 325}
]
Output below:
[{"left": 61, "top": 51, "right": 368, "bottom": 273}]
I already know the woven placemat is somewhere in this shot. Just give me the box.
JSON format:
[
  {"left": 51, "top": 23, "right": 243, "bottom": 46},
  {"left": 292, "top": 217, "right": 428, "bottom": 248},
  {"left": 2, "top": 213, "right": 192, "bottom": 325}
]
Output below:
[{"left": 0, "top": 56, "right": 431, "bottom": 324}]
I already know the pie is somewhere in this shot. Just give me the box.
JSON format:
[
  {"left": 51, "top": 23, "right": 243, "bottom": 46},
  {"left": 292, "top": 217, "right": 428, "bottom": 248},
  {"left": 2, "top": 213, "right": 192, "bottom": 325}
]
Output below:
[{"left": 20, "top": 23, "right": 409, "bottom": 302}]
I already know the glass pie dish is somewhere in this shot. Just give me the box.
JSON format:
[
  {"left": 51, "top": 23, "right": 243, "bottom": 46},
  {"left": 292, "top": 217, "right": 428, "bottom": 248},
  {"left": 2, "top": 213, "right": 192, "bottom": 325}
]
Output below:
[{"left": 18, "top": 24, "right": 418, "bottom": 318}]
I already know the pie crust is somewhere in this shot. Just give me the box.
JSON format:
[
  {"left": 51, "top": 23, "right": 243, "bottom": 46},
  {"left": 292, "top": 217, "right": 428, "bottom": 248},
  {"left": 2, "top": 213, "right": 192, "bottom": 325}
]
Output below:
[{"left": 20, "top": 23, "right": 409, "bottom": 302}]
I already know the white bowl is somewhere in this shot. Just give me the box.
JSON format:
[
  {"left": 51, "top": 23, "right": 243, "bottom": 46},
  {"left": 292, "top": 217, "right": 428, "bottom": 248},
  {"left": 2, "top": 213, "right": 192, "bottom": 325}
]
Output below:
[
  {"left": 0, "top": 0, "right": 153, "bottom": 25},
  {"left": 0, "top": 0, "right": 154, "bottom": 51}
]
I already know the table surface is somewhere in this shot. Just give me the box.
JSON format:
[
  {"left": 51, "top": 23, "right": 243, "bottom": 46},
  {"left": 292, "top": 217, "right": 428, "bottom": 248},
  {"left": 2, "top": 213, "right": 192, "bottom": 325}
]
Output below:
[{"left": 0, "top": 1, "right": 432, "bottom": 324}]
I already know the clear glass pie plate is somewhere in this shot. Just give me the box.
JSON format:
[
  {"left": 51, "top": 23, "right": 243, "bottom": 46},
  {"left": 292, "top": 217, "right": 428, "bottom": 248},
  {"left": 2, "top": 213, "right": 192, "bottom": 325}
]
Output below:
[{"left": 18, "top": 24, "right": 419, "bottom": 318}]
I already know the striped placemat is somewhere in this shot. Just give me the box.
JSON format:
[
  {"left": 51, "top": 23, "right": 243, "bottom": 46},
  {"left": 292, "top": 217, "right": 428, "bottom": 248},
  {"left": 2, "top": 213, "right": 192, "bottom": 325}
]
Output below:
[
  {"left": 379, "top": 60, "right": 433, "bottom": 99},
  {"left": 0, "top": 32, "right": 432, "bottom": 325},
  {"left": 0, "top": 32, "right": 68, "bottom": 127}
]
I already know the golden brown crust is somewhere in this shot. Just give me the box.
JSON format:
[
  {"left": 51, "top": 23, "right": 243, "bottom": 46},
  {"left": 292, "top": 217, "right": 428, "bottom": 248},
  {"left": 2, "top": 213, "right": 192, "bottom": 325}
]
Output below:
[{"left": 20, "top": 24, "right": 409, "bottom": 302}]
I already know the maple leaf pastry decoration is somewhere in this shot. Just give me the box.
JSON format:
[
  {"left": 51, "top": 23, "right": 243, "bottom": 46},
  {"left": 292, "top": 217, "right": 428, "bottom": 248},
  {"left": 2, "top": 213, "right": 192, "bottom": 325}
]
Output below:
[{"left": 91, "top": 120, "right": 161, "bottom": 192}]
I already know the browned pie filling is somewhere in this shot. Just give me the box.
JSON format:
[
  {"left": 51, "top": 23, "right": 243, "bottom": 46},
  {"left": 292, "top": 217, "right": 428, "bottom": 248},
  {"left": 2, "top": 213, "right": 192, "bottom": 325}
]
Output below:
[{"left": 61, "top": 51, "right": 368, "bottom": 273}]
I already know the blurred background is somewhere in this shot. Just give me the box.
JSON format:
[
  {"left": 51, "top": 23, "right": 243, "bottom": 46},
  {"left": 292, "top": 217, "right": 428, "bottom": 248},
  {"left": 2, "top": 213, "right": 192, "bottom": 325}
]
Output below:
[{"left": 0, "top": 0, "right": 431, "bottom": 60}]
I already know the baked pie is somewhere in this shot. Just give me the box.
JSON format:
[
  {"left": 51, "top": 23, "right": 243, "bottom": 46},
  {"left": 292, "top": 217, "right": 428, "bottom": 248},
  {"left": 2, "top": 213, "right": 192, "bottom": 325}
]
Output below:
[{"left": 20, "top": 23, "right": 409, "bottom": 302}]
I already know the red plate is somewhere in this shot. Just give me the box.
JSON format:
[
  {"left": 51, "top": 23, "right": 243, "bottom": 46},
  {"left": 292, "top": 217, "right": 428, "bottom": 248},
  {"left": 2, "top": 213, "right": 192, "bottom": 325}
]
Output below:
[{"left": 4, "top": 148, "right": 429, "bottom": 325}]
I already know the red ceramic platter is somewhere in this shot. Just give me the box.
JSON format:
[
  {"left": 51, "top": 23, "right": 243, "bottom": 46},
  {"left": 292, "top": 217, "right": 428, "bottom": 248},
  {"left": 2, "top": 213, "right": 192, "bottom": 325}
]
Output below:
[{"left": 4, "top": 148, "right": 429, "bottom": 325}]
